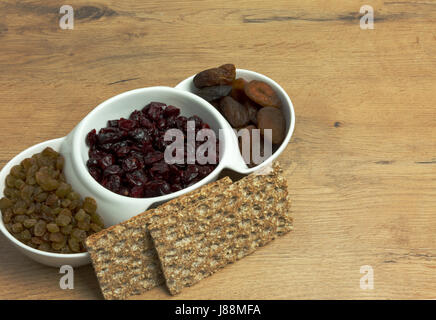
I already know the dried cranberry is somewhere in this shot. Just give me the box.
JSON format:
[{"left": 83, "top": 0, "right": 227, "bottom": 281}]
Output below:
[
  {"left": 130, "top": 185, "right": 144, "bottom": 198},
  {"left": 115, "top": 146, "right": 130, "bottom": 158},
  {"left": 175, "top": 163, "right": 186, "bottom": 169},
  {"left": 144, "top": 127, "right": 158, "bottom": 141},
  {"left": 121, "top": 157, "right": 141, "bottom": 172},
  {"left": 143, "top": 102, "right": 166, "bottom": 118},
  {"left": 112, "top": 140, "right": 128, "bottom": 149},
  {"left": 150, "top": 161, "right": 170, "bottom": 179},
  {"left": 198, "top": 165, "right": 213, "bottom": 178},
  {"left": 129, "top": 128, "right": 150, "bottom": 144},
  {"left": 141, "top": 143, "right": 154, "bottom": 154},
  {"left": 107, "top": 120, "right": 119, "bottom": 127},
  {"left": 102, "top": 175, "right": 121, "bottom": 193},
  {"left": 100, "top": 143, "right": 113, "bottom": 152},
  {"left": 129, "top": 110, "right": 142, "bottom": 122},
  {"left": 142, "top": 102, "right": 166, "bottom": 114},
  {"left": 164, "top": 105, "right": 180, "bottom": 117},
  {"left": 99, "top": 154, "right": 115, "bottom": 170},
  {"left": 175, "top": 116, "right": 188, "bottom": 131},
  {"left": 125, "top": 170, "right": 148, "bottom": 186},
  {"left": 156, "top": 118, "right": 167, "bottom": 130},
  {"left": 119, "top": 118, "right": 137, "bottom": 131},
  {"left": 144, "top": 103, "right": 163, "bottom": 122},
  {"left": 130, "top": 152, "right": 145, "bottom": 167},
  {"left": 143, "top": 151, "right": 164, "bottom": 165},
  {"left": 187, "top": 178, "right": 201, "bottom": 187},
  {"left": 97, "top": 128, "right": 123, "bottom": 144},
  {"left": 103, "top": 165, "right": 122, "bottom": 177},
  {"left": 86, "top": 129, "right": 97, "bottom": 147},
  {"left": 86, "top": 158, "right": 99, "bottom": 168},
  {"left": 169, "top": 165, "right": 182, "bottom": 184},
  {"left": 154, "top": 135, "right": 171, "bottom": 152},
  {"left": 130, "top": 144, "right": 142, "bottom": 152},
  {"left": 140, "top": 117, "right": 154, "bottom": 129},
  {"left": 88, "top": 167, "right": 101, "bottom": 181},
  {"left": 160, "top": 182, "right": 171, "bottom": 195},
  {"left": 143, "top": 180, "right": 171, "bottom": 197},
  {"left": 89, "top": 148, "right": 106, "bottom": 160},
  {"left": 166, "top": 116, "right": 177, "bottom": 128},
  {"left": 182, "top": 165, "right": 199, "bottom": 184},
  {"left": 171, "top": 184, "right": 183, "bottom": 192}
]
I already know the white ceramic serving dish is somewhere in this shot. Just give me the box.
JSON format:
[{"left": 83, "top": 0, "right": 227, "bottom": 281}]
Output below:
[{"left": 0, "top": 71, "right": 295, "bottom": 267}]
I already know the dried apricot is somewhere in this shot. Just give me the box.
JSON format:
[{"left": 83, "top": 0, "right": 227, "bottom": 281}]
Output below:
[
  {"left": 232, "top": 77, "right": 247, "bottom": 91},
  {"left": 193, "top": 64, "right": 236, "bottom": 88},
  {"left": 196, "top": 85, "right": 232, "bottom": 102},
  {"left": 230, "top": 78, "right": 248, "bottom": 103},
  {"left": 257, "top": 107, "right": 286, "bottom": 144},
  {"left": 244, "top": 100, "right": 258, "bottom": 125},
  {"left": 220, "top": 96, "right": 250, "bottom": 128},
  {"left": 245, "top": 80, "right": 281, "bottom": 108},
  {"left": 209, "top": 99, "right": 222, "bottom": 113},
  {"left": 238, "top": 125, "right": 256, "bottom": 164},
  {"left": 237, "top": 125, "right": 268, "bottom": 167}
]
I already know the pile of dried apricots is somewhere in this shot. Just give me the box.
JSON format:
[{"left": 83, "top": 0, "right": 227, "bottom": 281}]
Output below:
[{"left": 193, "top": 64, "right": 286, "bottom": 165}]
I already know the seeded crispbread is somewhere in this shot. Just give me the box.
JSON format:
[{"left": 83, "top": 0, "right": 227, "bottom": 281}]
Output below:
[
  {"left": 85, "top": 176, "right": 233, "bottom": 300},
  {"left": 85, "top": 214, "right": 161, "bottom": 300},
  {"left": 148, "top": 162, "right": 292, "bottom": 295}
]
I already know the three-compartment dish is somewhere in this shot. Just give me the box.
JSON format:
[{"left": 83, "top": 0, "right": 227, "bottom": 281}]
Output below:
[{"left": 0, "top": 66, "right": 295, "bottom": 267}]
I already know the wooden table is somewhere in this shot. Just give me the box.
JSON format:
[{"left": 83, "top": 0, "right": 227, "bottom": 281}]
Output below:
[{"left": 0, "top": 0, "right": 435, "bottom": 300}]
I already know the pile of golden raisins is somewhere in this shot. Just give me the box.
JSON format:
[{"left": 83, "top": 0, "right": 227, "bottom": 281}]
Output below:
[{"left": 0, "top": 147, "right": 104, "bottom": 253}]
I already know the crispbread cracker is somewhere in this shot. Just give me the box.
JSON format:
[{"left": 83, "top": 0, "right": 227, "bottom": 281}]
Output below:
[
  {"left": 148, "top": 162, "right": 292, "bottom": 295},
  {"left": 85, "top": 214, "right": 160, "bottom": 300},
  {"left": 85, "top": 177, "right": 233, "bottom": 300}
]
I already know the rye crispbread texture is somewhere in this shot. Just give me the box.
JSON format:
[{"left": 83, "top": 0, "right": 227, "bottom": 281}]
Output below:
[
  {"left": 85, "top": 177, "right": 233, "bottom": 300},
  {"left": 148, "top": 162, "right": 293, "bottom": 295}
]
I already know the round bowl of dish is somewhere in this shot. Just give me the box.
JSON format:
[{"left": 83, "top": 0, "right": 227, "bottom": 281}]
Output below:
[
  {"left": 175, "top": 68, "right": 295, "bottom": 174},
  {"left": 0, "top": 138, "right": 90, "bottom": 267}
]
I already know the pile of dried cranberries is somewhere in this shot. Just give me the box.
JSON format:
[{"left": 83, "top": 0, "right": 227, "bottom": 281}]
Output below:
[{"left": 85, "top": 102, "right": 218, "bottom": 198}]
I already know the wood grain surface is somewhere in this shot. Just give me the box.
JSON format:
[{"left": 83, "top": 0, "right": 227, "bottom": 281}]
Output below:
[{"left": 0, "top": 0, "right": 435, "bottom": 300}]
